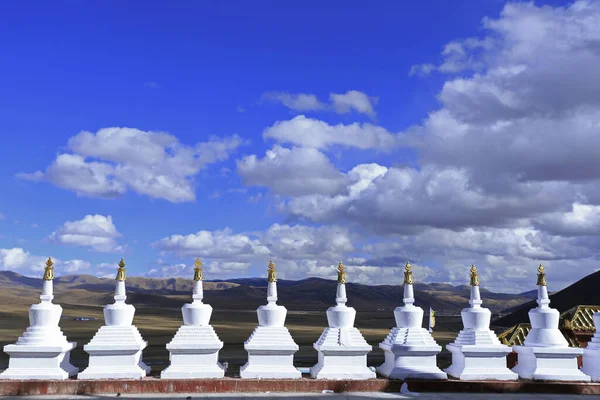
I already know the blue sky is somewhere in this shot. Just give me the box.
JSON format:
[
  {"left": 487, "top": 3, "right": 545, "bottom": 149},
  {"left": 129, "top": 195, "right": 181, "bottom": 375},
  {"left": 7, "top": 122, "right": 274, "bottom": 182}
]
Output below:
[{"left": 1, "top": 0, "right": 597, "bottom": 293}]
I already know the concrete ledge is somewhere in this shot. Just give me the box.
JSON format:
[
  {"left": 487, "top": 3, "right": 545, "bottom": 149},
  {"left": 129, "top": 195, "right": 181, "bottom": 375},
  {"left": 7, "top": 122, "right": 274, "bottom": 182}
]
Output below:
[{"left": 0, "top": 377, "right": 600, "bottom": 396}]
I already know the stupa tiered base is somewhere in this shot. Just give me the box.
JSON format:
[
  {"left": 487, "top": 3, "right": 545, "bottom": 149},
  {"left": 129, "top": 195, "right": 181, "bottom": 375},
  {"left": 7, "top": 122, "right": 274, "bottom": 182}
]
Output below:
[
  {"left": 445, "top": 280, "right": 517, "bottom": 381},
  {"left": 310, "top": 278, "right": 375, "bottom": 380},
  {"left": 77, "top": 325, "right": 151, "bottom": 380},
  {"left": 378, "top": 327, "right": 447, "bottom": 380},
  {"left": 0, "top": 275, "right": 78, "bottom": 380},
  {"left": 512, "top": 345, "right": 588, "bottom": 381},
  {"left": 161, "top": 326, "right": 226, "bottom": 379},
  {"left": 582, "top": 312, "right": 600, "bottom": 381},
  {"left": 78, "top": 276, "right": 150, "bottom": 380},
  {"left": 310, "top": 327, "right": 375, "bottom": 380},
  {"left": 446, "top": 343, "right": 517, "bottom": 380},
  {"left": 240, "top": 325, "right": 301, "bottom": 379},
  {"left": 161, "top": 280, "right": 226, "bottom": 380},
  {"left": 0, "top": 341, "right": 78, "bottom": 380}
]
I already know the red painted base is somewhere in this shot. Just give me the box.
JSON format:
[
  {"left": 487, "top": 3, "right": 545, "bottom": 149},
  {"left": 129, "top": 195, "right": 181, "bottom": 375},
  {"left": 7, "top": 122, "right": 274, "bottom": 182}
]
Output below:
[{"left": 0, "top": 377, "right": 600, "bottom": 396}]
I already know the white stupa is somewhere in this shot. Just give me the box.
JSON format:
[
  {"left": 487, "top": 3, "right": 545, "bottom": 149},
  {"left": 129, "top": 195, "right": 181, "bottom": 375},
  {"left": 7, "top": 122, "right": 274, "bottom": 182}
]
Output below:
[
  {"left": 240, "top": 260, "right": 301, "bottom": 379},
  {"left": 0, "top": 257, "right": 78, "bottom": 380},
  {"left": 445, "top": 265, "right": 517, "bottom": 380},
  {"left": 512, "top": 264, "right": 589, "bottom": 381},
  {"left": 377, "top": 262, "right": 447, "bottom": 380},
  {"left": 582, "top": 313, "right": 600, "bottom": 381},
  {"left": 161, "top": 258, "right": 226, "bottom": 379},
  {"left": 310, "top": 262, "right": 375, "bottom": 380},
  {"left": 78, "top": 259, "right": 150, "bottom": 380}
]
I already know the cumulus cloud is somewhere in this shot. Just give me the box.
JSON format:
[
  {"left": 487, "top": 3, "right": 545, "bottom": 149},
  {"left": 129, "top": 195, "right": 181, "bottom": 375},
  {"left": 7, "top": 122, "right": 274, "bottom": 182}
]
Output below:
[
  {"left": 284, "top": 164, "right": 576, "bottom": 234},
  {"left": 17, "top": 127, "right": 244, "bottom": 203},
  {"left": 263, "top": 115, "right": 397, "bottom": 150},
  {"left": 151, "top": 223, "right": 358, "bottom": 281},
  {"left": 237, "top": 146, "right": 348, "bottom": 196},
  {"left": 329, "top": 90, "right": 378, "bottom": 117},
  {"left": 534, "top": 203, "right": 600, "bottom": 237},
  {"left": 262, "top": 90, "right": 377, "bottom": 118},
  {"left": 0, "top": 247, "right": 96, "bottom": 277},
  {"left": 49, "top": 214, "right": 124, "bottom": 253},
  {"left": 262, "top": 92, "right": 326, "bottom": 112}
]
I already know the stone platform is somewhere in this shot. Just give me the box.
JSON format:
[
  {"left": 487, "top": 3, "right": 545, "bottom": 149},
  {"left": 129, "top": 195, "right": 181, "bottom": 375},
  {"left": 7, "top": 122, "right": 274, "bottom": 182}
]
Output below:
[{"left": 1, "top": 377, "right": 600, "bottom": 396}]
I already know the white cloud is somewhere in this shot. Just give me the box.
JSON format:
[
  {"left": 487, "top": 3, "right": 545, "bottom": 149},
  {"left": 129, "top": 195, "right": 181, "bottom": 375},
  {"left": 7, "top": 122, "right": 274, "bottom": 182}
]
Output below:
[
  {"left": 262, "top": 92, "right": 326, "bottom": 112},
  {"left": 0, "top": 248, "right": 97, "bottom": 277},
  {"left": 237, "top": 146, "right": 347, "bottom": 196},
  {"left": 283, "top": 164, "right": 572, "bottom": 233},
  {"left": 262, "top": 90, "right": 378, "bottom": 118},
  {"left": 534, "top": 203, "right": 600, "bottom": 237},
  {"left": 61, "top": 259, "right": 93, "bottom": 273},
  {"left": 49, "top": 214, "right": 124, "bottom": 253},
  {"left": 329, "top": 90, "right": 378, "bottom": 118},
  {"left": 152, "top": 227, "right": 270, "bottom": 259},
  {"left": 0, "top": 248, "right": 47, "bottom": 276},
  {"left": 17, "top": 127, "right": 244, "bottom": 203},
  {"left": 409, "top": 63, "right": 436, "bottom": 77},
  {"left": 151, "top": 224, "right": 357, "bottom": 281},
  {"left": 263, "top": 115, "right": 398, "bottom": 150}
]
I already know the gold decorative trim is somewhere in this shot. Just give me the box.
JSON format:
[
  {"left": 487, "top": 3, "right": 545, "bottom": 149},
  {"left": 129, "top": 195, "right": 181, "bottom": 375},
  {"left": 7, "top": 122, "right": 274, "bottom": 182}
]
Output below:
[
  {"left": 267, "top": 260, "right": 277, "bottom": 283},
  {"left": 116, "top": 258, "right": 126, "bottom": 281}
]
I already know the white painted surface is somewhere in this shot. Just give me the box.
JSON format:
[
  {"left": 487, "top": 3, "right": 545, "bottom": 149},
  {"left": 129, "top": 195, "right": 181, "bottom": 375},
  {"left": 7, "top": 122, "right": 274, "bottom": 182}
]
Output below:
[
  {"left": 0, "top": 279, "right": 78, "bottom": 380},
  {"left": 310, "top": 283, "right": 375, "bottom": 380},
  {"left": 377, "top": 282, "right": 447, "bottom": 380},
  {"left": 161, "top": 279, "right": 226, "bottom": 379},
  {"left": 445, "top": 285, "right": 517, "bottom": 380},
  {"left": 78, "top": 280, "right": 150, "bottom": 380},
  {"left": 512, "top": 285, "right": 589, "bottom": 381},
  {"left": 581, "top": 312, "right": 600, "bottom": 381},
  {"left": 240, "top": 279, "right": 301, "bottom": 379}
]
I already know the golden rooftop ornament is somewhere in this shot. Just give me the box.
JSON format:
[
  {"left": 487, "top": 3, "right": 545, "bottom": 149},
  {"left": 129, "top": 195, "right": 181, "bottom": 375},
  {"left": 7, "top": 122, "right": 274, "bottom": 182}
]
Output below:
[
  {"left": 403, "top": 262, "right": 413, "bottom": 285},
  {"left": 469, "top": 264, "right": 479, "bottom": 286},
  {"left": 267, "top": 260, "right": 277, "bottom": 283},
  {"left": 43, "top": 257, "right": 54, "bottom": 281},
  {"left": 193, "top": 258, "right": 204, "bottom": 281},
  {"left": 536, "top": 264, "right": 547, "bottom": 287},
  {"left": 337, "top": 262, "right": 347, "bottom": 284},
  {"left": 116, "top": 258, "right": 126, "bottom": 281}
]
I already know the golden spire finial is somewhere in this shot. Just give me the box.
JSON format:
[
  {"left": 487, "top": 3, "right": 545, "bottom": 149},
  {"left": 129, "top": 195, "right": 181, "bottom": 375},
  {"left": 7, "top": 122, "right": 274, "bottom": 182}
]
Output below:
[
  {"left": 403, "top": 262, "right": 413, "bottom": 285},
  {"left": 193, "top": 258, "right": 203, "bottom": 281},
  {"left": 536, "top": 264, "right": 546, "bottom": 286},
  {"left": 116, "top": 258, "right": 126, "bottom": 281},
  {"left": 469, "top": 264, "right": 479, "bottom": 286},
  {"left": 337, "top": 261, "right": 347, "bottom": 284},
  {"left": 267, "top": 260, "right": 277, "bottom": 282},
  {"left": 43, "top": 257, "right": 55, "bottom": 281}
]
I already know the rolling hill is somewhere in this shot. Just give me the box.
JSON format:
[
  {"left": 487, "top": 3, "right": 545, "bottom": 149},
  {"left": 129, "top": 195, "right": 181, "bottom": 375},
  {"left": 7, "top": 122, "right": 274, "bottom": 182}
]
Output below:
[{"left": 0, "top": 271, "right": 530, "bottom": 314}]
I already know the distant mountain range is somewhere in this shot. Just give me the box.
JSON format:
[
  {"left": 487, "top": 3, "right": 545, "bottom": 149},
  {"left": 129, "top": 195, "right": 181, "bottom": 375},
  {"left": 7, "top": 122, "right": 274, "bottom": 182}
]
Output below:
[{"left": 0, "top": 271, "right": 532, "bottom": 314}]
